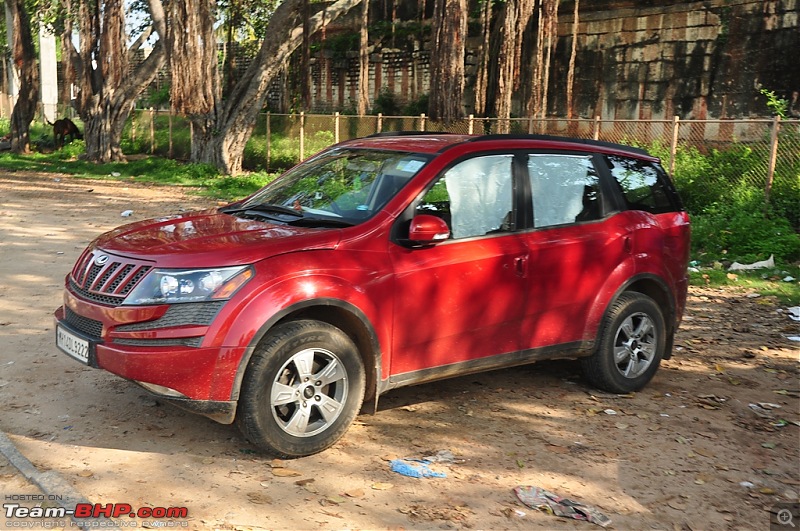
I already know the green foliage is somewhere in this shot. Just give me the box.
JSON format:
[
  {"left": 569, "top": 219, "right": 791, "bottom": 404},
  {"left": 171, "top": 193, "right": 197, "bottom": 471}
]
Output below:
[
  {"left": 691, "top": 200, "right": 800, "bottom": 264},
  {"left": 373, "top": 89, "right": 401, "bottom": 116},
  {"left": 760, "top": 88, "right": 789, "bottom": 118},
  {"left": 644, "top": 139, "right": 800, "bottom": 264},
  {"left": 203, "top": 172, "right": 278, "bottom": 201},
  {"left": 403, "top": 93, "right": 429, "bottom": 116},
  {"left": 143, "top": 84, "right": 171, "bottom": 108}
]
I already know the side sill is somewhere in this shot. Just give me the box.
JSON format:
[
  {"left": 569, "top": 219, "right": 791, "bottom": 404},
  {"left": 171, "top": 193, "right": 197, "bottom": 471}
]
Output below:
[{"left": 379, "top": 341, "right": 593, "bottom": 394}]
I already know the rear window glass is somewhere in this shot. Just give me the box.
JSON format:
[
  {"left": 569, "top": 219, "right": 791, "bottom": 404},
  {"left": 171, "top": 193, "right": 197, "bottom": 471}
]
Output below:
[
  {"left": 606, "top": 156, "right": 678, "bottom": 214},
  {"left": 527, "top": 154, "right": 602, "bottom": 228}
]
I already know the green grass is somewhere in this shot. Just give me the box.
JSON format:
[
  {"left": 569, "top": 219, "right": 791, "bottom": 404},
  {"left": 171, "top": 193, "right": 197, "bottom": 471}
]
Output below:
[
  {"left": 689, "top": 266, "right": 800, "bottom": 305},
  {"left": 0, "top": 149, "right": 277, "bottom": 202}
]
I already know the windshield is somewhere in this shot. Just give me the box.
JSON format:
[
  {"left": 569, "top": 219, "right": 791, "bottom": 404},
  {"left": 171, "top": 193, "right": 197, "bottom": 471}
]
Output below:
[{"left": 227, "top": 148, "right": 431, "bottom": 226}]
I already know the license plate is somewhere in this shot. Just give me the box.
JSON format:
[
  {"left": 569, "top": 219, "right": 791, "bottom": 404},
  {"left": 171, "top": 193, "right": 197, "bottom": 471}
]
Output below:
[{"left": 56, "top": 325, "right": 90, "bottom": 364}]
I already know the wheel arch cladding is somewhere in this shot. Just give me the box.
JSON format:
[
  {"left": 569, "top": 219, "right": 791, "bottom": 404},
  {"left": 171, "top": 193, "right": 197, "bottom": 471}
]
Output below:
[
  {"left": 230, "top": 298, "right": 382, "bottom": 410},
  {"left": 614, "top": 275, "right": 676, "bottom": 359}
]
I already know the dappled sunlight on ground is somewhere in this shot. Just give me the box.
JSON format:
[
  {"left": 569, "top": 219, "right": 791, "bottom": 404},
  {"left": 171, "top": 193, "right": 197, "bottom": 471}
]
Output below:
[{"left": 0, "top": 171, "right": 797, "bottom": 530}]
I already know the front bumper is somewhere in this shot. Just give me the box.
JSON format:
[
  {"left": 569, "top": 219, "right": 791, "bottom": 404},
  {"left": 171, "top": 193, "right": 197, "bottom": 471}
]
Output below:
[{"left": 54, "top": 305, "right": 247, "bottom": 423}]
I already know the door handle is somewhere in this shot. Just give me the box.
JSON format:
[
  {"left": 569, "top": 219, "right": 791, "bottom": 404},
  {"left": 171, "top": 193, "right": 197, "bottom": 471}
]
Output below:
[
  {"left": 623, "top": 236, "right": 632, "bottom": 254},
  {"left": 514, "top": 256, "right": 528, "bottom": 277}
]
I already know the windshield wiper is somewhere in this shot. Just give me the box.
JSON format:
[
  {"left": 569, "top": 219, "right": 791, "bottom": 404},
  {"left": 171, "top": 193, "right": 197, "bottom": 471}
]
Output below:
[
  {"left": 287, "top": 217, "right": 354, "bottom": 228},
  {"left": 221, "top": 203, "right": 304, "bottom": 218}
]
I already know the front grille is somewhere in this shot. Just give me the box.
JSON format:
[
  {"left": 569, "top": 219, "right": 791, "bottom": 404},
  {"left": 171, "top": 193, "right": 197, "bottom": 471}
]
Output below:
[
  {"left": 70, "top": 251, "right": 153, "bottom": 306},
  {"left": 113, "top": 337, "right": 204, "bottom": 348},
  {"left": 115, "top": 302, "right": 225, "bottom": 332},
  {"left": 64, "top": 307, "right": 103, "bottom": 339}
]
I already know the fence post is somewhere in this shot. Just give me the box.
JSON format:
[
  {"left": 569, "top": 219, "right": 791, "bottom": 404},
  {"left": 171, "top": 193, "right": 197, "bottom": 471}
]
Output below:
[
  {"left": 168, "top": 106, "right": 174, "bottom": 159},
  {"left": 131, "top": 111, "right": 137, "bottom": 144},
  {"left": 669, "top": 115, "right": 680, "bottom": 175},
  {"left": 334, "top": 112, "right": 340, "bottom": 143},
  {"left": 377, "top": 113, "right": 383, "bottom": 133},
  {"left": 150, "top": 108, "right": 155, "bottom": 154},
  {"left": 468, "top": 114, "right": 474, "bottom": 135},
  {"left": 419, "top": 113, "right": 426, "bottom": 131},
  {"left": 299, "top": 111, "right": 305, "bottom": 162},
  {"left": 765, "top": 115, "right": 781, "bottom": 208},
  {"left": 266, "top": 111, "right": 271, "bottom": 172},
  {"left": 593, "top": 116, "right": 600, "bottom": 140}
]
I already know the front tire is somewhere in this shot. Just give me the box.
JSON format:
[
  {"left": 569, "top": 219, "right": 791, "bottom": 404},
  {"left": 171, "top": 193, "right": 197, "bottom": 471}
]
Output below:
[
  {"left": 237, "top": 320, "right": 366, "bottom": 458},
  {"left": 581, "top": 292, "right": 666, "bottom": 393}
]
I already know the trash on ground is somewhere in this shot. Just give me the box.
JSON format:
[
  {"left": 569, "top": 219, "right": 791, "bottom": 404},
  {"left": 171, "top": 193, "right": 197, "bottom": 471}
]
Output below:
[
  {"left": 514, "top": 486, "right": 612, "bottom": 528},
  {"left": 783, "top": 276, "right": 796, "bottom": 282},
  {"left": 390, "top": 459, "right": 446, "bottom": 478},
  {"left": 787, "top": 336, "right": 800, "bottom": 342},
  {"left": 728, "top": 255, "right": 774, "bottom": 271},
  {"left": 787, "top": 307, "right": 800, "bottom": 321},
  {"left": 748, "top": 403, "right": 775, "bottom": 418},
  {"left": 603, "top": 409, "right": 617, "bottom": 415},
  {"left": 739, "top": 481, "right": 755, "bottom": 488},
  {"left": 121, "top": 210, "right": 134, "bottom": 217},
  {"left": 422, "top": 449, "right": 464, "bottom": 464}
]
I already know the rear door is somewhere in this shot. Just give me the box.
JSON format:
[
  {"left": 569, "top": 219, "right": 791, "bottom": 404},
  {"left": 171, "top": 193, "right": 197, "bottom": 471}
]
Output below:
[{"left": 519, "top": 153, "right": 631, "bottom": 349}]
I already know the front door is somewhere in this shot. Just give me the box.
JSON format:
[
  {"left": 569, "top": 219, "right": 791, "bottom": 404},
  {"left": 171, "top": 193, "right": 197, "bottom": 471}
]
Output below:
[{"left": 388, "top": 154, "right": 529, "bottom": 377}]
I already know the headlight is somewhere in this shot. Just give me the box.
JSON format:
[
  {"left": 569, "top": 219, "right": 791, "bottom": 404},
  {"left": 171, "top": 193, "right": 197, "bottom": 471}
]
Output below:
[{"left": 122, "top": 266, "right": 253, "bottom": 305}]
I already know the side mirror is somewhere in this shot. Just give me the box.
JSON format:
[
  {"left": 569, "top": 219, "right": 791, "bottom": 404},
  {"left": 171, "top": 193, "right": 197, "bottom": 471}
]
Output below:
[{"left": 408, "top": 215, "right": 450, "bottom": 245}]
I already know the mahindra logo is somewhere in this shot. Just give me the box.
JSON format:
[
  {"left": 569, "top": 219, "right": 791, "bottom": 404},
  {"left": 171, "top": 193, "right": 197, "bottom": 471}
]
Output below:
[{"left": 94, "top": 254, "right": 110, "bottom": 266}]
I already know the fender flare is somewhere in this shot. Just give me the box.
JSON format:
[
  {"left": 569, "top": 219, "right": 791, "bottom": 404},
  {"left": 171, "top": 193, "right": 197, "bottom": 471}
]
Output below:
[
  {"left": 227, "top": 295, "right": 384, "bottom": 407},
  {"left": 586, "top": 271, "right": 676, "bottom": 349}
]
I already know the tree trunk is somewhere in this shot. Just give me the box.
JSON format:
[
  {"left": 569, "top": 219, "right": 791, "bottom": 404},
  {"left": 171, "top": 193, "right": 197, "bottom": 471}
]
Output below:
[
  {"left": 473, "top": 0, "right": 492, "bottom": 117},
  {"left": 357, "top": 0, "right": 370, "bottom": 115},
  {"left": 428, "top": 0, "right": 466, "bottom": 124},
  {"left": 301, "top": 0, "right": 312, "bottom": 110},
  {"left": 566, "top": 0, "right": 579, "bottom": 118},
  {"left": 541, "top": 0, "right": 559, "bottom": 120},
  {"left": 60, "top": 0, "right": 166, "bottom": 162},
  {"left": 528, "top": 0, "right": 558, "bottom": 122},
  {"left": 496, "top": 0, "right": 536, "bottom": 133},
  {"left": 529, "top": 2, "right": 545, "bottom": 122},
  {"left": 8, "top": 0, "right": 39, "bottom": 154},
  {"left": 175, "top": 0, "right": 362, "bottom": 175}
]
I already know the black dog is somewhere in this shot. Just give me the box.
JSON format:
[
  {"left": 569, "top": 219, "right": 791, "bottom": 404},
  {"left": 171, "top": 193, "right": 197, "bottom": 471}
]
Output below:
[{"left": 47, "top": 118, "right": 83, "bottom": 149}]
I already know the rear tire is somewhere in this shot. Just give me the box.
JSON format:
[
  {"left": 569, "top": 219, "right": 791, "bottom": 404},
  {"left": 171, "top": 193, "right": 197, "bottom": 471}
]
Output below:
[
  {"left": 581, "top": 292, "right": 666, "bottom": 393},
  {"left": 237, "top": 320, "right": 365, "bottom": 458}
]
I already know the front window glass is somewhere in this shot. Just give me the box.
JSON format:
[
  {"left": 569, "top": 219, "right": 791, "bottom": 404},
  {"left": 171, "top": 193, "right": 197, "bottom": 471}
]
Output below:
[
  {"left": 229, "top": 148, "right": 430, "bottom": 226},
  {"left": 417, "top": 155, "right": 514, "bottom": 239}
]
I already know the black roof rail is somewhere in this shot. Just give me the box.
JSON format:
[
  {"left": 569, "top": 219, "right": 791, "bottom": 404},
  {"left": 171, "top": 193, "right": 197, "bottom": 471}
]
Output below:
[
  {"left": 467, "top": 134, "right": 651, "bottom": 157},
  {"left": 365, "top": 131, "right": 459, "bottom": 138}
]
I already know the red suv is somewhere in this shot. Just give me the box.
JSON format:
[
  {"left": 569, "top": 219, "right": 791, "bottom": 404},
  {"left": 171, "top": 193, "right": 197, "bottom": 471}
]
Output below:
[{"left": 55, "top": 133, "right": 690, "bottom": 457}]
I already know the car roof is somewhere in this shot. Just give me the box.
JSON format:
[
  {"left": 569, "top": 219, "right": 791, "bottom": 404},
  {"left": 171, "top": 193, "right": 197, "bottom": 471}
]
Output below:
[{"left": 336, "top": 132, "right": 657, "bottom": 161}]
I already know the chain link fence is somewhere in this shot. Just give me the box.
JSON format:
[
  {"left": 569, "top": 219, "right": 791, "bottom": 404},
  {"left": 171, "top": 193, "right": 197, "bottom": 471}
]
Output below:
[{"left": 33, "top": 108, "right": 800, "bottom": 229}]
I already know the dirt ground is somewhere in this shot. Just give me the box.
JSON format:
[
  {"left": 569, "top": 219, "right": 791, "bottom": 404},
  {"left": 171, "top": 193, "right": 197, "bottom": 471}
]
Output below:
[{"left": 0, "top": 170, "right": 798, "bottom": 531}]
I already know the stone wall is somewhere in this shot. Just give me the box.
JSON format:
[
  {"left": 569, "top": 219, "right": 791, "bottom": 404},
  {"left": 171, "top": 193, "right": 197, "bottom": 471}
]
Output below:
[
  {"left": 561, "top": 0, "right": 799, "bottom": 119},
  {"left": 304, "top": 0, "right": 799, "bottom": 119}
]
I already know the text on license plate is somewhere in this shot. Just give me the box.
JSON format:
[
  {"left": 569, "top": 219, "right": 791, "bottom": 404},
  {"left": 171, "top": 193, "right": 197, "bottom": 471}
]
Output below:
[{"left": 57, "top": 326, "right": 89, "bottom": 364}]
